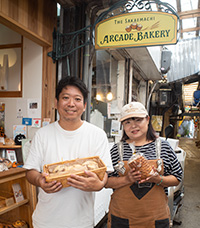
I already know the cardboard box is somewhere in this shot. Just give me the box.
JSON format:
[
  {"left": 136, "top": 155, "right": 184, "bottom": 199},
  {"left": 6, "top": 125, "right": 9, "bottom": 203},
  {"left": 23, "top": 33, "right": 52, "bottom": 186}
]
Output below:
[{"left": 43, "top": 156, "right": 107, "bottom": 188}]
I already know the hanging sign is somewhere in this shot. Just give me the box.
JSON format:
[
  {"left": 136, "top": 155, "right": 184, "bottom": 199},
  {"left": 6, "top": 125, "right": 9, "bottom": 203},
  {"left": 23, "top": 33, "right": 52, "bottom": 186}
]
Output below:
[{"left": 95, "top": 11, "right": 178, "bottom": 49}]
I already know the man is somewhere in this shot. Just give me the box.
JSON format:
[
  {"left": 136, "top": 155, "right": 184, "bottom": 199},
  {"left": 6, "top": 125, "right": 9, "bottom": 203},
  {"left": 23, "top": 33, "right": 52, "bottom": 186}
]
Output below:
[{"left": 24, "top": 76, "right": 113, "bottom": 228}]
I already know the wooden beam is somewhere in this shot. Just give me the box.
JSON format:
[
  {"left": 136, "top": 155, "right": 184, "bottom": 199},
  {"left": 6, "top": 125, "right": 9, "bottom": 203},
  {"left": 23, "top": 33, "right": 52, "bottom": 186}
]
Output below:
[
  {"left": 176, "top": 0, "right": 183, "bottom": 38},
  {"left": 42, "top": 46, "right": 56, "bottom": 121},
  {"left": 0, "top": 13, "right": 51, "bottom": 47},
  {"left": 176, "top": 0, "right": 181, "bottom": 12},
  {"left": 181, "top": 26, "right": 200, "bottom": 33},
  {"left": 196, "top": 17, "right": 200, "bottom": 36},
  {"left": 197, "top": 0, "right": 200, "bottom": 36},
  {"left": 178, "top": 9, "right": 200, "bottom": 19}
]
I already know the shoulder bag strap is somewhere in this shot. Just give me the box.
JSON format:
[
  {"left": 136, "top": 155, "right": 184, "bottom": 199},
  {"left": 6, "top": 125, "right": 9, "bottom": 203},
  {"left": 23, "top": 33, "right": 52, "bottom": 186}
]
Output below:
[{"left": 155, "top": 138, "right": 163, "bottom": 172}]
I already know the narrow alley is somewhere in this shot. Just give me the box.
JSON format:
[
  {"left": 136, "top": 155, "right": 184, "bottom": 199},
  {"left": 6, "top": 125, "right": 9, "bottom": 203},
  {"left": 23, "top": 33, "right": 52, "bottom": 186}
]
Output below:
[{"left": 173, "top": 138, "right": 200, "bottom": 228}]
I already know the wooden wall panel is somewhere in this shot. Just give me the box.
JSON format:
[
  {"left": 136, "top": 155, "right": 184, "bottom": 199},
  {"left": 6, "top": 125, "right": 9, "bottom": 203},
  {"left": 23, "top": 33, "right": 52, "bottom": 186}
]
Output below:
[
  {"left": 0, "top": 0, "right": 57, "bottom": 121},
  {"left": 0, "top": 0, "right": 57, "bottom": 46},
  {"left": 42, "top": 47, "right": 56, "bottom": 121}
]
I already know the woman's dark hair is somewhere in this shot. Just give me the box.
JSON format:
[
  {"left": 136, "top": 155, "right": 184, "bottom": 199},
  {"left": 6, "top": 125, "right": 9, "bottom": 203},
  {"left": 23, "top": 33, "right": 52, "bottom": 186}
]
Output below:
[
  {"left": 121, "top": 116, "right": 157, "bottom": 141},
  {"left": 56, "top": 76, "right": 89, "bottom": 103}
]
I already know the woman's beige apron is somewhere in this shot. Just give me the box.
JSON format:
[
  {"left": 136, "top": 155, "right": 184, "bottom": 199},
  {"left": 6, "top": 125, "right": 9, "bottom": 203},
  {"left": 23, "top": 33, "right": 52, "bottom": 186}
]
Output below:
[{"left": 107, "top": 140, "right": 170, "bottom": 228}]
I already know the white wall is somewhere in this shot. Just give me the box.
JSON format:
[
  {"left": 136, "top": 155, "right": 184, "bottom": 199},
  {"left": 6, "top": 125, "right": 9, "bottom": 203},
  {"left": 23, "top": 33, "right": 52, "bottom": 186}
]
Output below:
[
  {"left": 147, "top": 46, "right": 161, "bottom": 71},
  {"left": 0, "top": 37, "right": 43, "bottom": 138},
  {"left": 138, "top": 81, "right": 147, "bottom": 106}
]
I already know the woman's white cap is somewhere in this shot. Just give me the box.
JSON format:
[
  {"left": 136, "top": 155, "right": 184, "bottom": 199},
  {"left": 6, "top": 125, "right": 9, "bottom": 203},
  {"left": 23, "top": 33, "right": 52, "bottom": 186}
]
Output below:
[{"left": 120, "top": 102, "right": 148, "bottom": 122}]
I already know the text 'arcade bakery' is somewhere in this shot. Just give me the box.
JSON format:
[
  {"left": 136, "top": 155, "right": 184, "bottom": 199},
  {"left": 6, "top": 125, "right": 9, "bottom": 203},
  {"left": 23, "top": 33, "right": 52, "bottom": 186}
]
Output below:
[{"left": 100, "top": 29, "right": 171, "bottom": 45}]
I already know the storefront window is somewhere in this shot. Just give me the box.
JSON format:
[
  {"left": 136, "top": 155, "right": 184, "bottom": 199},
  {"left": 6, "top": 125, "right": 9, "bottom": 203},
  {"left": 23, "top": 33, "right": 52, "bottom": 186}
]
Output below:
[{"left": 91, "top": 50, "right": 118, "bottom": 138}]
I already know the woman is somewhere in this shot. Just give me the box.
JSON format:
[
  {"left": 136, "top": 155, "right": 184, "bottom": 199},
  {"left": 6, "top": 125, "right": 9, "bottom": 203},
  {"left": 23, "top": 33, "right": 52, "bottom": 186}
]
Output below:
[{"left": 106, "top": 101, "right": 182, "bottom": 228}]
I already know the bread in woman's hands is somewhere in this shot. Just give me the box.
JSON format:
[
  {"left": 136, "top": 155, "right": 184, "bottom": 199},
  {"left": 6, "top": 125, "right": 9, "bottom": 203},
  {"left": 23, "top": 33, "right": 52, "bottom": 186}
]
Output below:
[{"left": 128, "top": 154, "right": 154, "bottom": 179}]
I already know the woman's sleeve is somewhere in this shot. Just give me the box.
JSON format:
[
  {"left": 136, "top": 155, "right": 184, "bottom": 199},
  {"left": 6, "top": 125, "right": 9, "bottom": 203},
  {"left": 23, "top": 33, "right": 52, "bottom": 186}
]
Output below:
[
  {"left": 161, "top": 141, "right": 183, "bottom": 182},
  {"left": 108, "top": 144, "right": 120, "bottom": 177}
]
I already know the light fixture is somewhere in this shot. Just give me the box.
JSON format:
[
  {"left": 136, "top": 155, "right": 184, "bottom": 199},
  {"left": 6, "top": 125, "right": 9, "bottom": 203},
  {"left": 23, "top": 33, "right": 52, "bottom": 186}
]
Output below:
[
  {"left": 106, "top": 92, "right": 113, "bottom": 101},
  {"left": 0, "top": 49, "right": 17, "bottom": 67},
  {"left": 96, "top": 94, "right": 102, "bottom": 101}
]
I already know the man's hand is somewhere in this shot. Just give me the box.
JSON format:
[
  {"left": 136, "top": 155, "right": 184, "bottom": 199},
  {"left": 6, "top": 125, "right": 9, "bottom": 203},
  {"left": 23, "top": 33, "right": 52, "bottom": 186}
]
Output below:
[
  {"left": 67, "top": 171, "right": 108, "bottom": 191},
  {"left": 39, "top": 173, "right": 63, "bottom": 193},
  {"left": 26, "top": 169, "right": 63, "bottom": 193}
]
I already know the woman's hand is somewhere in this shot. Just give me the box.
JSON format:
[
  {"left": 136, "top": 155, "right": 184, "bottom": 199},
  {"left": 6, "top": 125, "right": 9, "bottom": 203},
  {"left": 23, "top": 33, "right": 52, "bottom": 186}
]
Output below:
[
  {"left": 125, "top": 167, "right": 141, "bottom": 184},
  {"left": 138, "top": 166, "right": 180, "bottom": 187},
  {"left": 138, "top": 166, "right": 160, "bottom": 184}
]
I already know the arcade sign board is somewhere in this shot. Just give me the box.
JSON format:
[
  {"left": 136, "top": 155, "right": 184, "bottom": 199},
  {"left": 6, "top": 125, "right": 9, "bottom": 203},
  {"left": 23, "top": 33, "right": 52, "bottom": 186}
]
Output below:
[{"left": 95, "top": 11, "right": 178, "bottom": 49}]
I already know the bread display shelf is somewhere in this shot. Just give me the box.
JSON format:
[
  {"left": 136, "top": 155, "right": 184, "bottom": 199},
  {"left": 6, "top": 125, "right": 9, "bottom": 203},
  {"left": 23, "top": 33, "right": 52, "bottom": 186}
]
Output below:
[
  {"left": 0, "top": 168, "right": 26, "bottom": 184},
  {"left": 0, "top": 191, "right": 14, "bottom": 209},
  {"left": 43, "top": 156, "right": 107, "bottom": 188},
  {"left": 0, "top": 199, "right": 29, "bottom": 215},
  {"left": 0, "top": 168, "right": 36, "bottom": 228},
  {"left": 0, "top": 145, "right": 21, "bottom": 149}
]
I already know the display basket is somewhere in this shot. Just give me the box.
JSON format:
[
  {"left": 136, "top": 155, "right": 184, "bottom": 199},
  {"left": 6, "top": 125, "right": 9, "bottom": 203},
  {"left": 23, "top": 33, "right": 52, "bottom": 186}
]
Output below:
[{"left": 43, "top": 156, "right": 107, "bottom": 188}]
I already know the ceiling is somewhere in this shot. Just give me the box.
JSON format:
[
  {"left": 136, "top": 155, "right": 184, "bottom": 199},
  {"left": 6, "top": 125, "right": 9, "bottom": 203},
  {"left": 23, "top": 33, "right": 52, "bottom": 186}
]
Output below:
[
  {"left": 171, "top": 0, "right": 200, "bottom": 39},
  {"left": 57, "top": 0, "right": 200, "bottom": 40}
]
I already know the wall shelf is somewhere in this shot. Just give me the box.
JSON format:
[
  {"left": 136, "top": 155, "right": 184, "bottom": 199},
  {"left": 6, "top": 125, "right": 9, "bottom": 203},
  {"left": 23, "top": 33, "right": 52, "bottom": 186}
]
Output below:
[
  {"left": 0, "top": 199, "right": 29, "bottom": 215},
  {"left": 0, "top": 145, "right": 21, "bottom": 149}
]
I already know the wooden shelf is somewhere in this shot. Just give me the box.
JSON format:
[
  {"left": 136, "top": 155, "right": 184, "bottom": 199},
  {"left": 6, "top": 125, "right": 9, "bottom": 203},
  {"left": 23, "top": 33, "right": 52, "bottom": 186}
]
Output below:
[
  {"left": 0, "top": 145, "right": 21, "bottom": 149},
  {"left": 0, "top": 167, "right": 36, "bottom": 228},
  {"left": 0, "top": 168, "right": 26, "bottom": 184},
  {"left": 0, "top": 199, "right": 29, "bottom": 215}
]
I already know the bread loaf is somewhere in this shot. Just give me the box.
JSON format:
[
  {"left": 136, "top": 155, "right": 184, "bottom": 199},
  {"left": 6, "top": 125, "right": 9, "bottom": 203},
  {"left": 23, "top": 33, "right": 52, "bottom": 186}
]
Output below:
[
  {"left": 82, "top": 160, "right": 99, "bottom": 170},
  {"left": 128, "top": 154, "right": 154, "bottom": 179},
  {"left": 48, "top": 160, "right": 99, "bottom": 176}
]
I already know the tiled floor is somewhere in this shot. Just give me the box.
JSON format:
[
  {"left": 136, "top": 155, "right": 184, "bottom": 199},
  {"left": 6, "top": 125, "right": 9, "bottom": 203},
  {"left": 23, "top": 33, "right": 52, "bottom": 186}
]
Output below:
[{"left": 173, "top": 138, "right": 200, "bottom": 228}]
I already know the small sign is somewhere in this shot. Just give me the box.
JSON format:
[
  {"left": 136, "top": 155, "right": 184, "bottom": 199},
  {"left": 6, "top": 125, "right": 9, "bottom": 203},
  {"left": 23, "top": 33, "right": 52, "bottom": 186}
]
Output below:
[
  {"left": 22, "top": 118, "right": 32, "bottom": 126},
  {"left": 12, "top": 183, "right": 24, "bottom": 203},
  {"left": 6, "top": 150, "right": 17, "bottom": 163},
  {"left": 42, "top": 118, "right": 51, "bottom": 127},
  {"left": 151, "top": 115, "right": 163, "bottom": 132},
  {"left": 110, "top": 120, "right": 121, "bottom": 136},
  {"left": 13, "top": 125, "right": 27, "bottom": 139},
  {"left": 32, "top": 118, "right": 41, "bottom": 128}
]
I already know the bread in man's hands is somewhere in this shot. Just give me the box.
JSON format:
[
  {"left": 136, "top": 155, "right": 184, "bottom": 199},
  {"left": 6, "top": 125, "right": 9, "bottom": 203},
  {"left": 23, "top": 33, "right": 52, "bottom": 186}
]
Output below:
[{"left": 82, "top": 160, "right": 99, "bottom": 170}]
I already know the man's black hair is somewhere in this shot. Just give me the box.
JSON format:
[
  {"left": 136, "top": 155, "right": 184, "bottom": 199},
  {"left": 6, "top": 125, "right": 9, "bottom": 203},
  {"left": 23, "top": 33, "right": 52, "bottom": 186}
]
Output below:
[{"left": 56, "top": 76, "right": 89, "bottom": 103}]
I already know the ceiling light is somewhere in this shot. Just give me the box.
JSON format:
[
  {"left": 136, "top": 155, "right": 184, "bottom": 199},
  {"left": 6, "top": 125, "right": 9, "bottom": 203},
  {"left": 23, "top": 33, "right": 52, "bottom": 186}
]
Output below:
[
  {"left": 106, "top": 92, "right": 113, "bottom": 101},
  {"left": 96, "top": 94, "right": 102, "bottom": 101}
]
